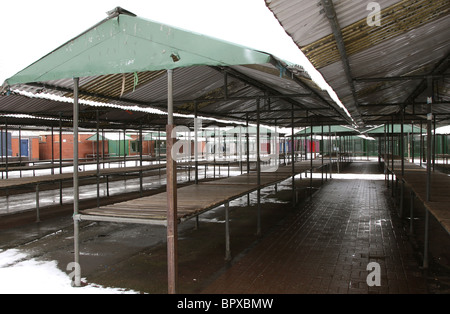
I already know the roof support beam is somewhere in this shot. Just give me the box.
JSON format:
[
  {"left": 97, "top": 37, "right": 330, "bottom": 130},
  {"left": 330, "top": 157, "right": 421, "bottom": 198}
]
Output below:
[
  {"left": 321, "top": 0, "right": 361, "bottom": 123},
  {"left": 354, "top": 74, "right": 450, "bottom": 83},
  {"left": 403, "top": 53, "right": 450, "bottom": 108},
  {"left": 211, "top": 66, "right": 310, "bottom": 113},
  {"left": 359, "top": 102, "right": 450, "bottom": 107},
  {"left": 268, "top": 58, "right": 352, "bottom": 124}
]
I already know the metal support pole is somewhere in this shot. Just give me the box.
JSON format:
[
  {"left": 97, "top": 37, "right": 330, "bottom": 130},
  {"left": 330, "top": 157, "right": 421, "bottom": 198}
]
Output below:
[
  {"left": 310, "top": 120, "right": 313, "bottom": 195},
  {"left": 123, "top": 128, "right": 127, "bottom": 168},
  {"left": 96, "top": 110, "right": 100, "bottom": 208},
  {"left": 256, "top": 98, "right": 261, "bottom": 237},
  {"left": 423, "top": 76, "right": 433, "bottom": 269},
  {"left": 139, "top": 126, "right": 143, "bottom": 196},
  {"left": 321, "top": 124, "right": 324, "bottom": 183},
  {"left": 411, "top": 121, "right": 415, "bottom": 163},
  {"left": 426, "top": 78, "right": 433, "bottom": 203},
  {"left": 158, "top": 127, "right": 161, "bottom": 176},
  {"left": 400, "top": 111, "right": 405, "bottom": 216},
  {"left": 59, "top": 113, "right": 63, "bottom": 205},
  {"left": 51, "top": 126, "right": 54, "bottom": 175},
  {"left": 329, "top": 125, "right": 332, "bottom": 179},
  {"left": 36, "top": 183, "right": 40, "bottom": 223},
  {"left": 73, "top": 77, "right": 81, "bottom": 287},
  {"left": 225, "top": 202, "right": 231, "bottom": 261},
  {"left": 291, "top": 104, "right": 295, "bottom": 207},
  {"left": 384, "top": 123, "right": 387, "bottom": 185},
  {"left": 245, "top": 116, "right": 250, "bottom": 205},
  {"left": 166, "top": 69, "right": 178, "bottom": 294},
  {"left": 5, "top": 119, "right": 8, "bottom": 179},
  {"left": 19, "top": 127, "right": 22, "bottom": 178},
  {"left": 336, "top": 133, "right": 340, "bottom": 174},
  {"left": 239, "top": 127, "right": 243, "bottom": 174},
  {"left": 420, "top": 120, "right": 423, "bottom": 167},
  {"left": 304, "top": 122, "right": 307, "bottom": 161},
  {"left": 391, "top": 117, "right": 394, "bottom": 197},
  {"left": 410, "top": 191, "right": 415, "bottom": 235},
  {"left": 194, "top": 102, "right": 199, "bottom": 184},
  {"left": 433, "top": 115, "right": 436, "bottom": 172}
]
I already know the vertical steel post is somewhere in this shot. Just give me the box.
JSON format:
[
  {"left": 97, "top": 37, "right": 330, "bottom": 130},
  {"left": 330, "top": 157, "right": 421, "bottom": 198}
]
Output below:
[
  {"left": 391, "top": 117, "right": 394, "bottom": 196},
  {"left": 420, "top": 120, "right": 423, "bottom": 167},
  {"left": 426, "top": 78, "right": 433, "bottom": 203},
  {"left": 433, "top": 115, "right": 436, "bottom": 172},
  {"left": 384, "top": 123, "right": 387, "bottom": 184},
  {"left": 304, "top": 121, "right": 307, "bottom": 162},
  {"left": 59, "top": 113, "right": 63, "bottom": 205},
  {"left": 102, "top": 128, "right": 105, "bottom": 167},
  {"left": 256, "top": 98, "right": 261, "bottom": 237},
  {"left": 225, "top": 202, "right": 231, "bottom": 261},
  {"left": 411, "top": 121, "right": 415, "bottom": 163},
  {"left": 246, "top": 113, "right": 250, "bottom": 173},
  {"left": 166, "top": 69, "right": 178, "bottom": 294},
  {"left": 139, "top": 126, "right": 143, "bottom": 196},
  {"left": 36, "top": 183, "right": 40, "bottom": 222},
  {"left": 123, "top": 128, "right": 127, "bottom": 167},
  {"left": 19, "top": 127, "right": 22, "bottom": 178},
  {"left": 329, "top": 125, "right": 332, "bottom": 179},
  {"left": 410, "top": 191, "right": 415, "bottom": 235},
  {"left": 194, "top": 102, "right": 199, "bottom": 184},
  {"left": 336, "top": 132, "right": 339, "bottom": 174},
  {"left": 400, "top": 110, "right": 405, "bottom": 216},
  {"left": 310, "top": 119, "right": 313, "bottom": 194},
  {"left": 73, "top": 77, "right": 81, "bottom": 287},
  {"left": 424, "top": 77, "right": 433, "bottom": 269},
  {"left": 291, "top": 104, "right": 295, "bottom": 206},
  {"left": 321, "top": 124, "right": 324, "bottom": 183},
  {"left": 51, "top": 126, "right": 54, "bottom": 175},
  {"left": 239, "top": 126, "right": 243, "bottom": 174},
  {"left": 5, "top": 119, "right": 8, "bottom": 179},
  {"left": 96, "top": 110, "right": 100, "bottom": 208}
]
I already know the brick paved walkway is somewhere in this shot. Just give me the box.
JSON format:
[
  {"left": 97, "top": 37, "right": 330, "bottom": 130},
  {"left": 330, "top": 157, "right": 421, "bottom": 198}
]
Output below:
[{"left": 202, "top": 162, "right": 428, "bottom": 294}]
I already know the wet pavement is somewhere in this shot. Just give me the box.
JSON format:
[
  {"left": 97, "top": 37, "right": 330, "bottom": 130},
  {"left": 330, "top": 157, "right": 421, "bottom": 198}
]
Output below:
[
  {"left": 1, "top": 161, "right": 449, "bottom": 294},
  {"left": 203, "top": 162, "right": 431, "bottom": 293}
]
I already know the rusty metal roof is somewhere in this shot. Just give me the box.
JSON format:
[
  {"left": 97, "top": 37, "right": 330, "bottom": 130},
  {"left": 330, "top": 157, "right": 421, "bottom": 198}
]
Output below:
[{"left": 266, "top": 0, "right": 450, "bottom": 127}]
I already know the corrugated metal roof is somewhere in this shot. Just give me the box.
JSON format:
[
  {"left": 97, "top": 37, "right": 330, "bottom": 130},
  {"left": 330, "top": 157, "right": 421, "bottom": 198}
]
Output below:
[
  {"left": 0, "top": 7, "right": 355, "bottom": 130},
  {"left": 266, "top": 0, "right": 450, "bottom": 127}
]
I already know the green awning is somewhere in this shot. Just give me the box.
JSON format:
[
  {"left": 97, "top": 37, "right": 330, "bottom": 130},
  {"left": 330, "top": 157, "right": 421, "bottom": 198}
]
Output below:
[{"left": 4, "top": 7, "right": 275, "bottom": 86}]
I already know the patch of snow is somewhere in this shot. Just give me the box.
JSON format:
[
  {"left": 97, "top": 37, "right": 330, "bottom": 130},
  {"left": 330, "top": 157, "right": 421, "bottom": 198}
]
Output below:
[{"left": 0, "top": 249, "right": 140, "bottom": 294}]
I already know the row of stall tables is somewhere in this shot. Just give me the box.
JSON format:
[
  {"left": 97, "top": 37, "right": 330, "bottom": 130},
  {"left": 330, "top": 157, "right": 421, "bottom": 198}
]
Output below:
[
  {"left": 0, "top": 156, "right": 165, "bottom": 177},
  {"left": 383, "top": 156, "right": 450, "bottom": 235},
  {"left": 76, "top": 159, "right": 329, "bottom": 225}
]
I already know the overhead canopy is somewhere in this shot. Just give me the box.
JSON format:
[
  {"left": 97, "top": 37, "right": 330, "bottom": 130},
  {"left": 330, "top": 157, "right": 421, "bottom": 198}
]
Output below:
[
  {"left": 364, "top": 124, "right": 426, "bottom": 135},
  {"left": 1, "top": 6, "right": 353, "bottom": 130},
  {"left": 3, "top": 8, "right": 274, "bottom": 85},
  {"left": 266, "top": 0, "right": 450, "bottom": 127},
  {"left": 295, "top": 125, "right": 358, "bottom": 136}
]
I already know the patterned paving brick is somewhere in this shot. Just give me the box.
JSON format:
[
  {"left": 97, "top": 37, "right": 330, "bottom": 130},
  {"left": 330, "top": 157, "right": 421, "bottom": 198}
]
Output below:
[{"left": 202, "top": 162, "right": 428, "bottom": 294}]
